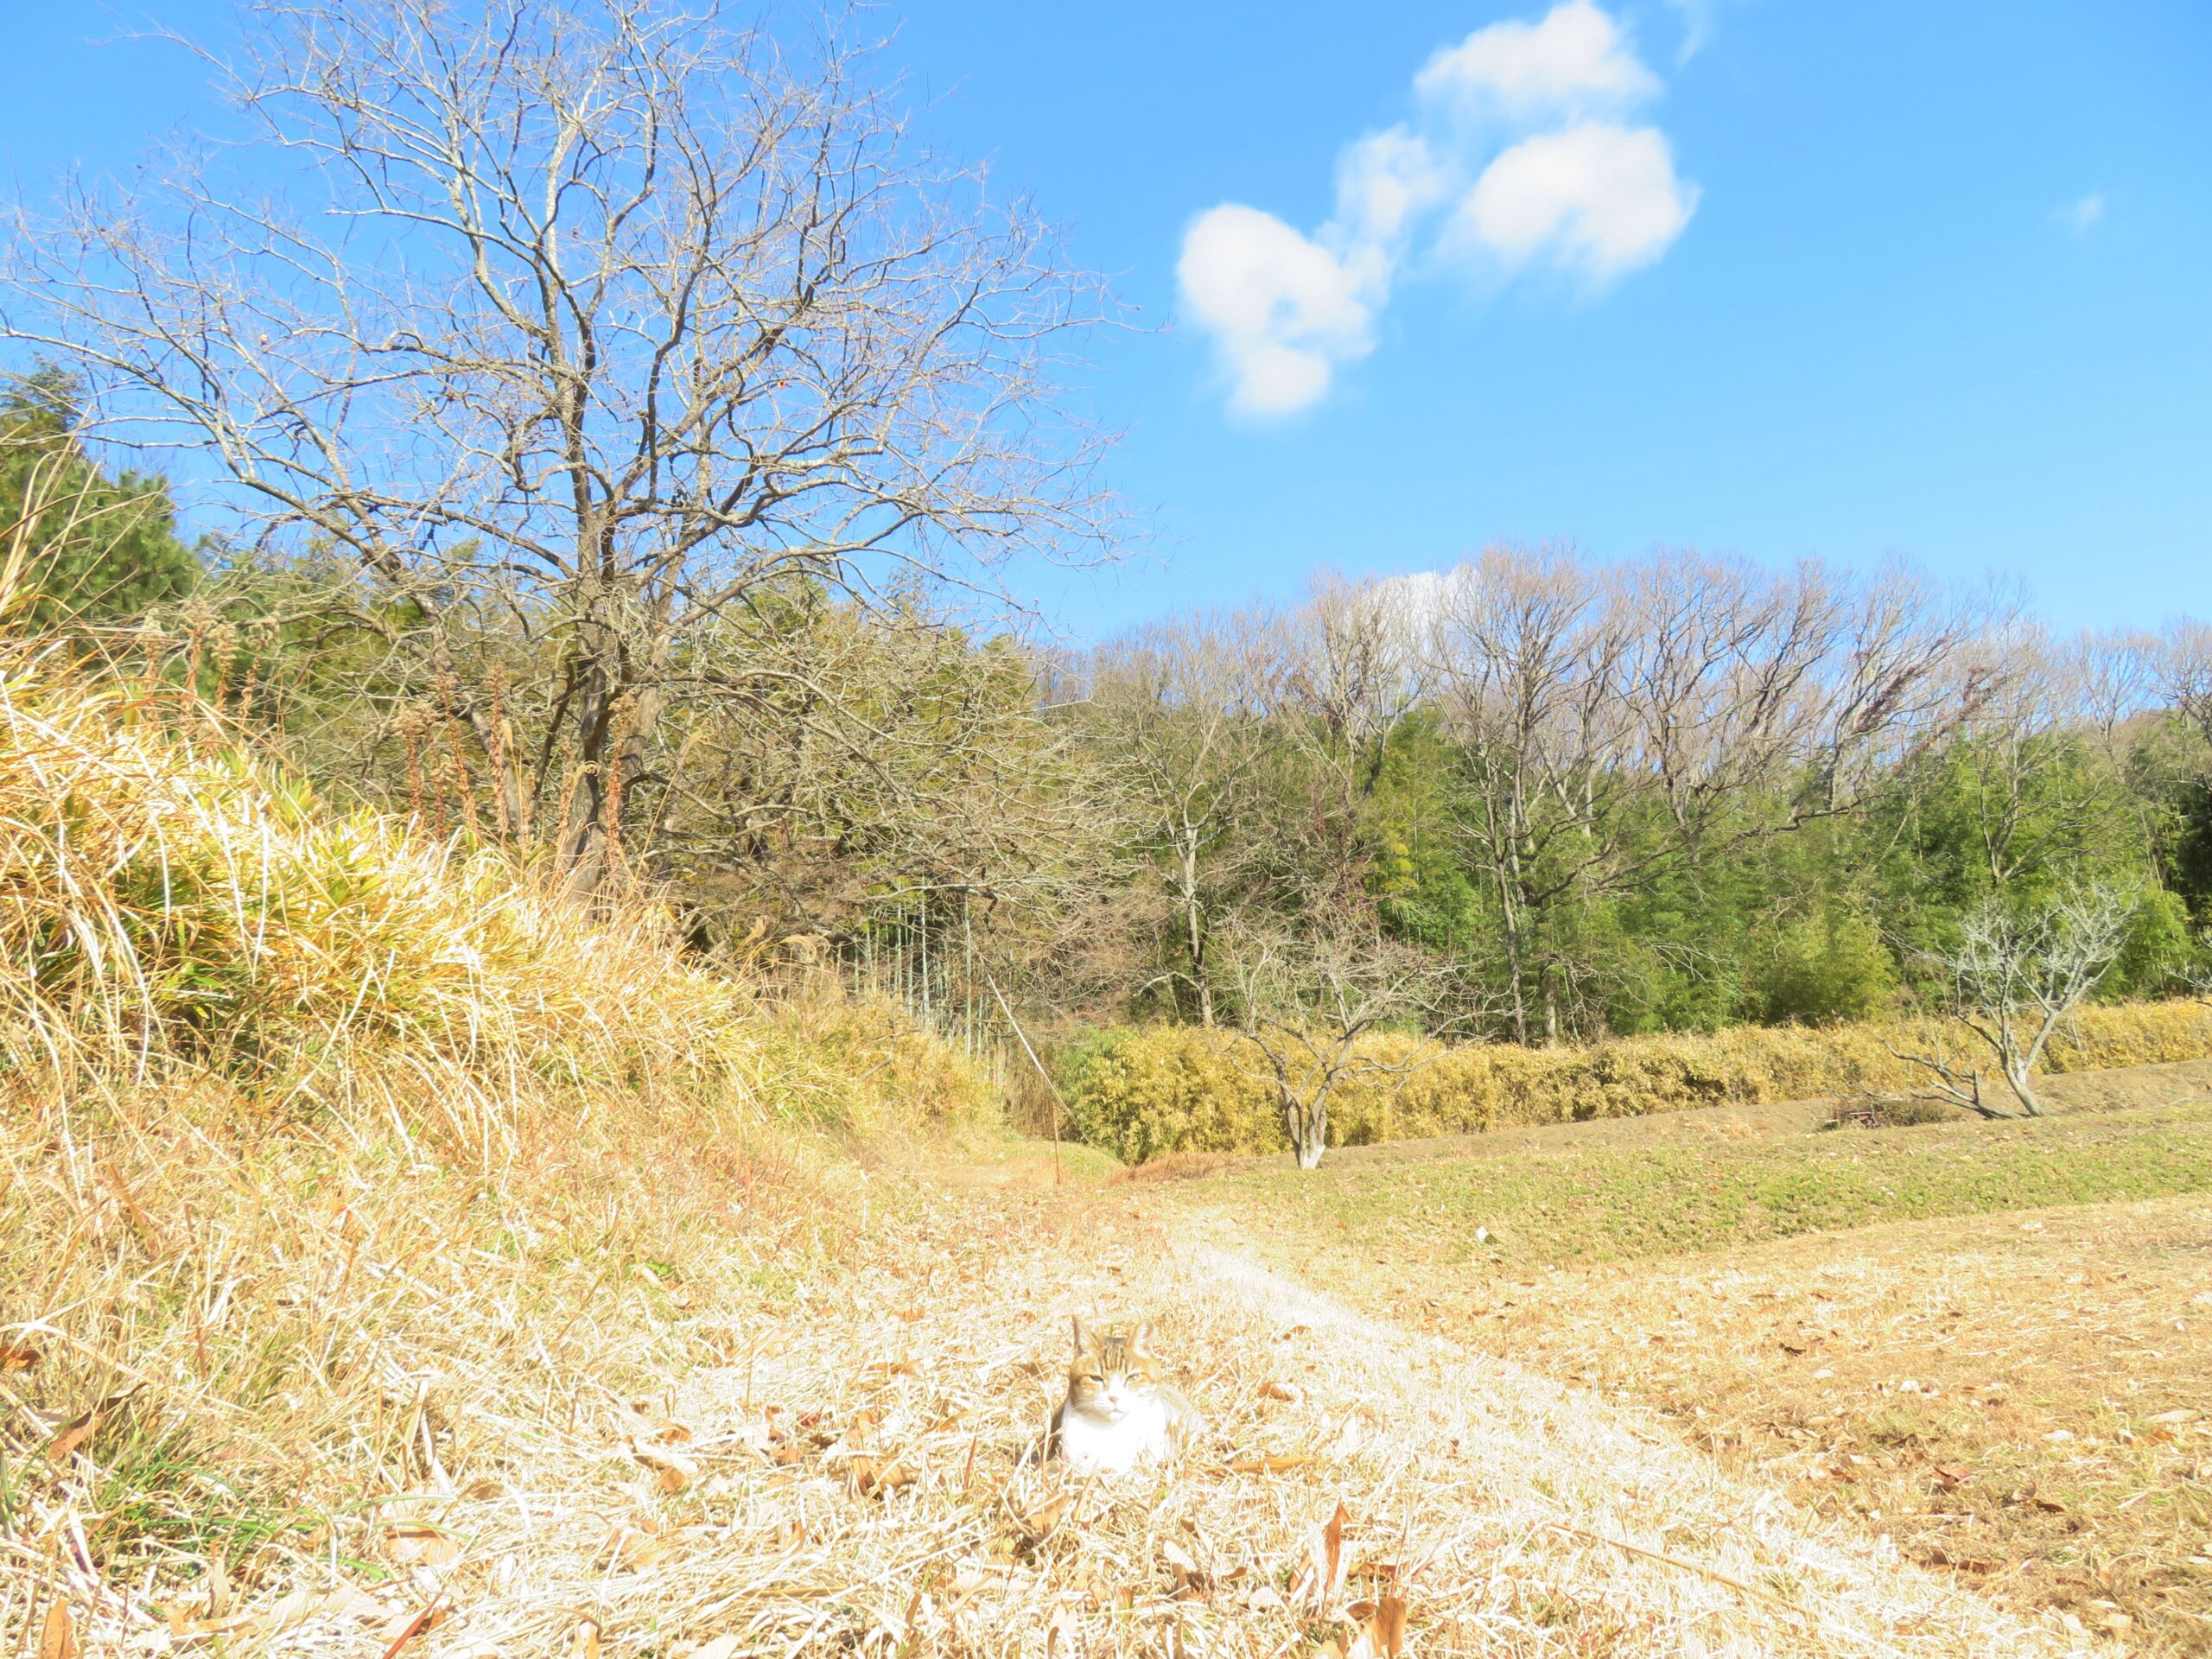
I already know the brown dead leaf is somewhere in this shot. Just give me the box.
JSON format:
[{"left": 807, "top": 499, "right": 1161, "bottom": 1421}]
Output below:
[
  {"left": 1261, "top": 1381, "right": 1306, "bottom": 1404},
  {"left": 1161, "top": 1539, "right": 1214, "bottom": 1599},
  {"left": 383, "top": 1524, "right": 462, "bottom": 1567},
  {"left": 567, "top": 1622, "right": 600, "bottom": 1659},
  {"left": 770, "top": 1442, "right": 804, "bottom": 1466},
  {"left": 867, "top": 1358, "right": 920, "bottom": 1379},
  {"left": 870, "top": 1459, "right": 917, "bottom": 1497},
  {"left": 45, "top": 1408, "right": 97, "bottom": 1464},
  {"left": 37, "top": 1603, "right": 74, "bottom": 1659},
  {"left": 1020, "top": 1494, "right": 1071, "bottom": 1542},
  {"left": 632, "top": 1442, "right": 700, "bottom": 1494},
  {"left": 611, "top": 1523, "right": 677, "bottom": 1572},
  {"left": 1932, "top": 1464, "right": 1974, "bottom": 1490},
  {"left": 1370, "top": 1593, "right": 1408, "bottom": 1657},
  {"left": 1306, "top": 1501, "right": 1351, "bottom": 1615},
  {"left": 1228, "top": 1452, "right": 1316, "bottom": 1474},
  {"left": 0, "top": 1340, "right": 40, "bottom": 1373},
  {"left": 378, "top": 1602, "right": 448, "bottom": 1659}
]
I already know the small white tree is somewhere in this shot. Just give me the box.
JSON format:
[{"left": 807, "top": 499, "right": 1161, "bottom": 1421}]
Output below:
[
  {"left": 1219, "top": 911, "right": 1439, "bottom": 1170},
  {"left": 1888, "top": 883, "right": 2135, "bottom": 1118}
]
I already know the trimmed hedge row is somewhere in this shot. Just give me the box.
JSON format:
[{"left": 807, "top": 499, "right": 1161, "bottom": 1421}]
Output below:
[{"left": 1058, "top": 1001, "right": 2212, "bottom": 1164}]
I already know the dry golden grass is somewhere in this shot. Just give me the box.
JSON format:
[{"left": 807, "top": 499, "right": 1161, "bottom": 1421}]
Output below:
[
  {"left": 1184, "top": 1068, "right": 2212, "bottom": 1654},
  {"left": 1064, "top": 1006, "right": 2212, "bottom": 1163},
  {"left": 0, "top": 628, "right": 988, "bottom": 1652},
  {"left": 10, "top": 1173, "right": 2082, "bottom": 1658}
]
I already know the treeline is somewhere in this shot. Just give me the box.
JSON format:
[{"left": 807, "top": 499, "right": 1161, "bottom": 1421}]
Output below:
[
  {"left": 10, "top": 383, "right": 2212, "bottom": 1054},
  {"left": 1075, "top": 559, "right": 2212, "bottom": 1046}
]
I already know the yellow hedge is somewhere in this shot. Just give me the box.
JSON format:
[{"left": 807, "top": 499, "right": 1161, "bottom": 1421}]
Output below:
[{"left": 1059, "top": 1001, "right": 2212, "bottom": 1163}]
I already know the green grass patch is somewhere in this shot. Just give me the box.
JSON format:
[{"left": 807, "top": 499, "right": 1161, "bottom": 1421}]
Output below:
[{"left": 1200, "top": 1100, "right": 2212, "bottom": 1269}]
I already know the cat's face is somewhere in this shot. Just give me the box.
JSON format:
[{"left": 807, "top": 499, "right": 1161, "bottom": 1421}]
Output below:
[{"left": 1066, "top": 1318, "right": 1164, "bottom": 1422}]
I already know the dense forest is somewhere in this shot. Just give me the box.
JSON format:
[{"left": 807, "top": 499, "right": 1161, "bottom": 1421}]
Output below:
[{"left": 7, "top": 379, "right": 2210, "bottom": 1054}]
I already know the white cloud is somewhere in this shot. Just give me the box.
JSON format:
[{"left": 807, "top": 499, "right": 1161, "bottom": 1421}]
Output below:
[
  {"left": 1177, "top": 2, "right": 1697, "bottom": 418},
  {"left": 1455, "top": 123, "right": 1699, "bottom": 283},
  {"left": 1414, "top": 0, "right": 1659, "bottom": 124},
  {"left": 1333, "top": 127, "right": 1449, "bottom": 248},
  {"left": 1177, "top": 204, "right": 1379, "bottom": 417},
  {"left": 2056, "top": 193, "right": 2106, "bottom": 234}
]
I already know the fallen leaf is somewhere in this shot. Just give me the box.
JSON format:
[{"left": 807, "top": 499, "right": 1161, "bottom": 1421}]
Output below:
[
  {"left": 383, "top": 1524, "right": 462, "bottom": 1567},
  {"left": 632, "top": 1442, "right": 700, "bottom": 1494},
  {"left": 1228, "top": 1453, "right": 1315, "bottom": 1474},
  {"left": 45, "top": 1408, "right": 97, "bottom": 1464},
  {"left": 247, "top": 1586, "right": 387, "bottom": 1637},
  {"left": 1327, "top": 1414, "right": 1366, "bottom": 1462},
  {"left": 1932, "top": 1465, "right": 1974, "bottom": 1490},
  {"left": 569, "top": 1622, "right": 600, "bottom": 1659},
  {"left": 38, "top": 1603, "right": 74, "bottom": 1659},
  {"left": 1262, "top": 1381, "right": 1306, "bottom": 1404},
  {"left": 1020, "top": 1495, "right": 1071, "bottom": 1541},
  {"left": 1371, "top": 1593, "right": 1408, "bottom": 1658},
  {"left": 1307, "top": 1501, "right": 1351, "bottom": 1614},
  {"left": 0, "top": 1340, "right": 40, "bottom": 1373},
  {"left": 1161, "top": 1539, "right": 1213, "bottom": 1597},
  {"left": 610, "top": 1523, "right": 676, "bottom": 1571},
  {"left": 869, "top": 1459, "right": 917, "bottom": 1497},
  {"left": 378, "top": 1602, "right": 446, "bottom": 1658}
]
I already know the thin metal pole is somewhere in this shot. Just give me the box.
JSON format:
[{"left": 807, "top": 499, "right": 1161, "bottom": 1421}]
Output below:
[{"left": 988, "top": 976, "right": 1065, "bottom": 1188}]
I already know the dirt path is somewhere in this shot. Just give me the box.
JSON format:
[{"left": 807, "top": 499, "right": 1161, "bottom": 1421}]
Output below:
[
  {"left": 116, "top": 1162, "right": 2089, "bottom": 1658},
  {"left": 270, "top": 1180, "right": 2086, "bottom": 1658}
]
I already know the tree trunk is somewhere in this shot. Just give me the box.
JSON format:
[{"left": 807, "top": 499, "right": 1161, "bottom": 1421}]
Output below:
[{"left": 2001, "top": 1055, "right": 2047, "bottom": 1116}]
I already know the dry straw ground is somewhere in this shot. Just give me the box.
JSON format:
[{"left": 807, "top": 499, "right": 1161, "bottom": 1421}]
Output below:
[{"left": 6, "top": 1173, "right": 2088, "bottom": 1658}]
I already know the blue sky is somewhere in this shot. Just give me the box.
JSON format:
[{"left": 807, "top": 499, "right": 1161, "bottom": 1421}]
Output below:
[{"left": 5, "top": 1, "right": 2209, "bottom": 638}]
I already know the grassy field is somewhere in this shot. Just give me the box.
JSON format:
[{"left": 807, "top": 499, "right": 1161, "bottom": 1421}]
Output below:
[{"left": 1173, "top": 1062, "right": 2212, "bottom": 1652}]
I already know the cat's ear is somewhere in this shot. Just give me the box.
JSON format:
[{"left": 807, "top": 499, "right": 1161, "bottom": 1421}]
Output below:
[
  {"left": 1130, "top": 1320, "right": 1155, "bottom": 1356},
  {"left": 1070, "top": 1315, "right": 1092, "bottom": 1356}
]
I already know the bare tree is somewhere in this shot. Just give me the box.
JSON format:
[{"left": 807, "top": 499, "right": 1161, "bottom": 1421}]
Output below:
[
  {"left": 2, "top": 0, "right": 1112, "bottom": 895},
  {"left": 1084, "top": 612, "right": 1282, "bottom": 1026},
  {"left": 1924, "top": 626, "right": 2148, "bottom": 894},
  {"left": 1421, "top": 547, "right": 1963, "bottom": 1044},
  {"left": 2155, "top": 620, "right": 2212, "bottom": 753},
  {"left": 1217, "top": 903, "right": 1439, "bottom": 1169},
  {"left": 1887, "top": 883, "right": 2136, "bottom": 1118}
]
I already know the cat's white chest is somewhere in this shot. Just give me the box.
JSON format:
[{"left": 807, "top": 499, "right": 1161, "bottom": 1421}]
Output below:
[{"left": 1058, "top": 1396, "right": 1173, "bottom": 1474}]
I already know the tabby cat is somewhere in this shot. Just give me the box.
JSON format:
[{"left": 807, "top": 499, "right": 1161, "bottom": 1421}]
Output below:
[{"left": 1049, "top": 1317, "right": 1202, "bottom": 1474}]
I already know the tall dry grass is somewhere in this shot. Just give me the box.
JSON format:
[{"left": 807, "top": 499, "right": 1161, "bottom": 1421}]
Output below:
[
  {"left": 0, "top": 620, "right": 989, "bottom": 1645},
  {"left": 1063, "top": 1002, "right": 2212, "bottom": 1164}
]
